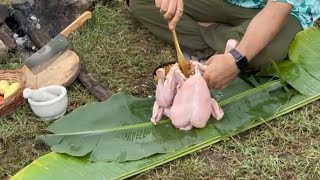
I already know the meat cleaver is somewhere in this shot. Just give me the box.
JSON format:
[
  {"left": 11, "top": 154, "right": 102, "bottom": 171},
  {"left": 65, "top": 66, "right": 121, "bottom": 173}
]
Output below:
[{"left": 24, "top": 11, "right": 92, "bottom": 74}]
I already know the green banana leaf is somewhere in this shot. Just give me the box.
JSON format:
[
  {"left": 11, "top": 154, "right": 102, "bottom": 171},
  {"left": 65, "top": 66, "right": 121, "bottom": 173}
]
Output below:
[
  {"left": 258, "top": 27, "right": 320, "bottom": 96},
  {"left": 11, "top": 27, "right": 320, "bottom": 179},
  {"left": 260, "top": 60, "right": 320, "bottom": 96},
  {"left": 38, "top": 93, "right": 203, "bottom": 162},
  {"left": 288, "top": 27, "right": 320, "bottom": 80},
  {"left": 37, "top": 78, "right": 280, "bottom": 163}
]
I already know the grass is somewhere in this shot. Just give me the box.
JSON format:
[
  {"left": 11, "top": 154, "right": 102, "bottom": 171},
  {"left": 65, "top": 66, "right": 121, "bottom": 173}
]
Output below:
[
  {"left": 0, "top": 1, "right": 320, "bottom": 179},
  {"left": 0, "top": 0, "right": 9, "bottom": 5}
]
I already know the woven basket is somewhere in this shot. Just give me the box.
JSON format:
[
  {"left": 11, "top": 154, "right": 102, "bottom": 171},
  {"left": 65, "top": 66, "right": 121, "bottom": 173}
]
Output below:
[{"left": 0, "top": 69, "right": 26, "bottom": 116}]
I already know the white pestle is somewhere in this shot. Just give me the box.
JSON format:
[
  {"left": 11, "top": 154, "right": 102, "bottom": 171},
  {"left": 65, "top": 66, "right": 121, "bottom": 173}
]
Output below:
[{"left": 23, "top": 88, "right": 58, "bottom": 102}]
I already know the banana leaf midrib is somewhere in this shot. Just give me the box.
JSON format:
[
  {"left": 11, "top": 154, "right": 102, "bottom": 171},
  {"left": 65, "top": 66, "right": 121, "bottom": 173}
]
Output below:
[
  {"left": 42, "top": 80, "right": 282, "bottom": 137},
  {"left": 41, "top": 119, "right": 168, "bottom": 136},
  {"left": 219, "top": 79, "right": 281, "bottom": 106}
]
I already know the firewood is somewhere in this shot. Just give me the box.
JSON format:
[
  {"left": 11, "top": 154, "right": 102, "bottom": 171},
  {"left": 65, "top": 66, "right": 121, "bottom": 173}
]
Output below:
[
  {"left": 0, "top": 24, "right": 17, "bottom": 50},
  {"left": 78, "top": 65, "right": 113, "bottom": 101},
  {"left": 27, "top": 0, "right": 97, "bottom": 38},
  {"left": 9, "top": 8, "right": 51, "bottom": 49},
  {"left": 0, "top": 4, "right": 9, "bottom": 26},
  {"left": 0, "top": 39, "right": 8, "bottom": 56}
]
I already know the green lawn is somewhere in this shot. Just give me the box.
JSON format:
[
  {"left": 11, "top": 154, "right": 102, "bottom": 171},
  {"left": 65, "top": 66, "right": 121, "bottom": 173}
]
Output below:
[{"left": 0, "top": 1, "right": 319, "bottom": 179}]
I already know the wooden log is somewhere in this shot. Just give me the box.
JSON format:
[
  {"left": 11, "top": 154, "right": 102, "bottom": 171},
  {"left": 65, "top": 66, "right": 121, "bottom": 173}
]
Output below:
[
  {"left": 0, "top": 39, "right": 8, "bottom": 56},
  {"left": 78, "top": 65, "right": 113, "bottom": 101},
  {"left": 0, "top": 24, "right": 17, "bottom": 50},
  {"left": 9, "top": 8, "right": 51, "bottom": 49},
  {"left": 0, "top": 4, "right": 9, "bottom": 25},
  {"left": 26, "top": 0, "right": 97, "bottom": 38}
]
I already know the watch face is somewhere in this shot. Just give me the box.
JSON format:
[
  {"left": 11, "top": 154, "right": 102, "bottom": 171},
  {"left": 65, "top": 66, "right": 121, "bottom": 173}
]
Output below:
[{"left": 237, "top": 59, "right": 247, "bottom": 69}]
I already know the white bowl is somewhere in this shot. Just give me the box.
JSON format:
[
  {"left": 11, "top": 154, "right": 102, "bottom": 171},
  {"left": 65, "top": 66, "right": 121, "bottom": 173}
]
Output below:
[{"left": 27, "top": 85, "right": 68, "bottom": 121}]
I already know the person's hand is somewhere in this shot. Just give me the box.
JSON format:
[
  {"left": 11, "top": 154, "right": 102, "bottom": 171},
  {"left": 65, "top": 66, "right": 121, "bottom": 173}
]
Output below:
[
  {"left": 155, "top": 0, "right": 184, "bottom": 30},
  {"left": 203, "top": 53, "right": 240, "bottom": 90}
]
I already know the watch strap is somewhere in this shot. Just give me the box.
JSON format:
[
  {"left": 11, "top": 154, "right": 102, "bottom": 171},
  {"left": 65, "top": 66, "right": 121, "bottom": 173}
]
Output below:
[{"left": 229, "top": 48, "right": 250, "bottom": 73}]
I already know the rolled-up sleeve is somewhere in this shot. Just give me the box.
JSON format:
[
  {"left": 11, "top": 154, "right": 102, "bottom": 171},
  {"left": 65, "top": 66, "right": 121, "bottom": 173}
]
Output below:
[
  {"left": 228, "top": 0, "right": 318, "bottom": 29},
  {"left": 271, "top": 0, "right": 303, "bottom": 6}
]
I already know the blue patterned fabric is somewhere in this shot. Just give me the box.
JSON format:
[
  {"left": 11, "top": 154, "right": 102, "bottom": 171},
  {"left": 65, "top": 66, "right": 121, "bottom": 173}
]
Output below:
[{"left": 226, "top": 0, "right": 320, "bottom": 29}]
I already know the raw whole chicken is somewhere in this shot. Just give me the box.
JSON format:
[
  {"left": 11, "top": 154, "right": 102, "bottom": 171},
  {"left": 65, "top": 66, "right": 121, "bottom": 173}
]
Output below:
[
  {"left": 151, "top": 61, "right": 223, "bottom": 130},
  {"left": 151, "top": 39, "right": 238, "bottom": 130}
]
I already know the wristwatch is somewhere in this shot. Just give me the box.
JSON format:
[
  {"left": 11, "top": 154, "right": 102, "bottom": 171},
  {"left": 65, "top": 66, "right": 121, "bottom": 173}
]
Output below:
[{"left": 228, "top": 48, "right": 250, "bottom": 73}]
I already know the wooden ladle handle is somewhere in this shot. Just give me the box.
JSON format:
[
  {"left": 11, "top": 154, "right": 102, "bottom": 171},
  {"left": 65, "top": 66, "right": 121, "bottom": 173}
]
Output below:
[{"left": 171, "top": 29, "right": 189, "bottom": 77}]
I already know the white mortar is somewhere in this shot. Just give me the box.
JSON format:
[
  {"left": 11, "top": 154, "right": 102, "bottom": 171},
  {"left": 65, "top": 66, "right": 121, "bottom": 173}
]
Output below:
[{"left": 25, "top": 85, "right": 68, "bottom": 121}]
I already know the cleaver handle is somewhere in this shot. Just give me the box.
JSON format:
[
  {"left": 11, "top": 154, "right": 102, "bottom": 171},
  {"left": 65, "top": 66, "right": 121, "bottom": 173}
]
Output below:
[{"left": 60, "top": 11, "right": 92, "bottom": 37}]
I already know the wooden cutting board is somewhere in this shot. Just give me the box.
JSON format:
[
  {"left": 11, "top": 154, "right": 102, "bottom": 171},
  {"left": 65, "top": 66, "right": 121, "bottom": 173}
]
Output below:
[{"left": 21, "top": 50, "right": 80, "bottom": 89}]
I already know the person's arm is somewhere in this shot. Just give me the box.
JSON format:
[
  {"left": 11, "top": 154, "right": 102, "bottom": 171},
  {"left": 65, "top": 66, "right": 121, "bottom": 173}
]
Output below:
[
  {"left": 235, "top": 0, "right": 293, "bottom": 61},
  {"left": 203, "top": 1, "right": 295, "bottom": 89}
]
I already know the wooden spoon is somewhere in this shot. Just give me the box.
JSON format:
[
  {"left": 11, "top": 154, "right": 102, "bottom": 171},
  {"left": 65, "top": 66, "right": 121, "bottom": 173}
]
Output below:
[{"left": 171, "top": 29, "right": 191, "bottom": 78}]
